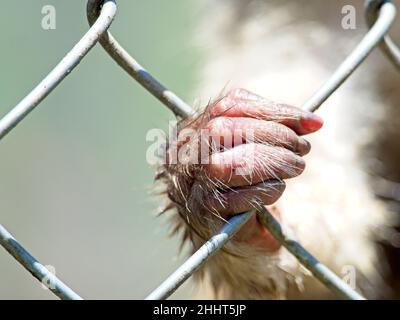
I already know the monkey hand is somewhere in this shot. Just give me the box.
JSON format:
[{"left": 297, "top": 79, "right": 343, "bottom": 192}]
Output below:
[
  {"left": 160, "top": 88, "right": 323, "bottom": 250},
  {"left": 157, "top": 88, "right": 323, "bottom": 298}
]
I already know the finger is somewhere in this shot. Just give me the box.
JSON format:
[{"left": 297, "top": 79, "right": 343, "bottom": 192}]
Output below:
[
  {"left": 205, "top": 116, "right": 311, "bottom": 155},
  {"left": 206, "top": 143, "right": 305, "bottom": 187},
  {"left": 205, "top": 180, "right": 286, "bottom": 216},
  {"left": 209, "top": 88, "right": 323, "bottom": 135}
]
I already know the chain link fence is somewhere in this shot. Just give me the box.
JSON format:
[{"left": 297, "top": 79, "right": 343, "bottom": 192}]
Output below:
[{"left": 0, "top": 0, "right": 399, "bottom": 300}]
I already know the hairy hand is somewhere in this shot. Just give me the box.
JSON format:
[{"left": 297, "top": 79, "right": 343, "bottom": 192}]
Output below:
[{"left": 162, "top": 88, "right": 323, "bottom": 252}]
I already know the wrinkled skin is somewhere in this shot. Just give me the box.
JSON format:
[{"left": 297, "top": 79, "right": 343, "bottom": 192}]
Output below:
[{"left": 166, "top": 88, "right": 323, "bottom": 252}]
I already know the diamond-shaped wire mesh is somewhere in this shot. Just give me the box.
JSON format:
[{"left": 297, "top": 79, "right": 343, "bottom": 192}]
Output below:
[{"left": 0, "top": 0, "right": 399, "bottom": 300}]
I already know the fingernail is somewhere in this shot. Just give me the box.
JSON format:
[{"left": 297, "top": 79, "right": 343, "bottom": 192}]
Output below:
[
  {"left": 298, "top": 138, "right": 311, "bottom": 155},
  {"left": 301, "top": 113, "right": 324, "bottom": 132},
  {"left": 295, "top": 155, "right": 306, "bottom": 171}
]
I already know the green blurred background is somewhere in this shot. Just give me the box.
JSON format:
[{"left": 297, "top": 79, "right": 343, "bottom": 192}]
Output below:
[{"left": 0, "top": 0, "right": 200, "bottom": 299}]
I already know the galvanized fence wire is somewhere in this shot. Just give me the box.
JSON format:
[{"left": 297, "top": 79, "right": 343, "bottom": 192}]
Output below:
[
  {"left": 0, "top": 225, "right": 82, "bottom": 300},
  {"left": 145, "top": 213, "right": 253, "bottom": 300},
  {"left": 302, "top": 0, "right": 398, "bottom": 112},
  {"left": 86, "top": 0, "right": 193, "bottom": 119},
  {"left": 366, "top": 0, "right": 400, "bottom": 70},
  {"left": 0, "top": 0, "right": 117, "bottom": 140},
  {"left": 0, "top": 0, "right": 398, "bottom": 300}
]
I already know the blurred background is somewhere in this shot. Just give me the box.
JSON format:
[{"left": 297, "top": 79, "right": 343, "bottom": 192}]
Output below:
[
  {"left": 0, "top": 0, "right": 201, "bottom": 299},
  {"left": 2, "top": 0, "right": 400, "bottom": 300}
]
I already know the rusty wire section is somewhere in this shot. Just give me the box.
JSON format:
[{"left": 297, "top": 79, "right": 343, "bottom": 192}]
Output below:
[{"left": 0, "top": 0, "right": 399, "bottom": 300}]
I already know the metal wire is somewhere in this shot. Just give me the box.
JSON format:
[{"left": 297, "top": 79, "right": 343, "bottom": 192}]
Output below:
[
  {"left": 0, "top": 0, "right": 117, "bottom": 141},
  {"left": 0, "top": 0, "right": 398, "bottom": 301},
  {"left": 255, "top": 205, "right": 365, "bottom": 300},
  {"left": 365, "top": 0, "right": 400, "bottom": 70},
  {"left": 0, "top": 225, "right": 82, "bottom": 300},
  {"left": 302, "top": 0, "right": 397, "bottom": 112},
  {"left": 87, "top": 0, "right": 193, "bottom": 119},
  {"left": 0, "top": 0, "right": 118, "bottom": 300},
  {"left": 145, "top": 0, "right": 397, "bottom": 300},
  {"left": 145, "top": 213, "right": 253, "bottom": 300}
]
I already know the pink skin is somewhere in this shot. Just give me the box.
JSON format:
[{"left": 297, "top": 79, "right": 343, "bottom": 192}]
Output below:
[{"left": 182, "top": 88, "right": 324, "bottom": 252}]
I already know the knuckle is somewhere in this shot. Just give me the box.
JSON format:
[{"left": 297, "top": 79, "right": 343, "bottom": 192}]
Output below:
[{"left": 275, "top": 122, "right": 293, "bottom": 138}]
